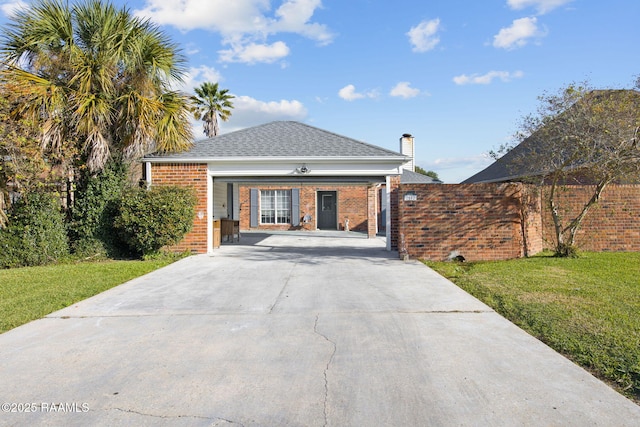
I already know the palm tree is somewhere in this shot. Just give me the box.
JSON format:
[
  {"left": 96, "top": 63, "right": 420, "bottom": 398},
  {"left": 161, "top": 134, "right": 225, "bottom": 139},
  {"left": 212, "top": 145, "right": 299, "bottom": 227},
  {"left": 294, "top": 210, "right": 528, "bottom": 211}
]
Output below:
[
  {"left": 0, "top": 0, "right": 193, "bottom": 173},
  {"left": 191, "top": 82, "right": 234, "bottom": 137}
]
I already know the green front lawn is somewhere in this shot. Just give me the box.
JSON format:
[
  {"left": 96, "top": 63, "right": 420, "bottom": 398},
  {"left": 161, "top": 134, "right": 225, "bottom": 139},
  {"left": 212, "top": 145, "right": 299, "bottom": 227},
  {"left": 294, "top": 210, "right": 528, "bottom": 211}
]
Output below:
[
  {"left": 425, "top": 252, "right": 640, "bottom": 402},
  {"left": 0, "top": 258, "right": 178, "bottom": 333}
]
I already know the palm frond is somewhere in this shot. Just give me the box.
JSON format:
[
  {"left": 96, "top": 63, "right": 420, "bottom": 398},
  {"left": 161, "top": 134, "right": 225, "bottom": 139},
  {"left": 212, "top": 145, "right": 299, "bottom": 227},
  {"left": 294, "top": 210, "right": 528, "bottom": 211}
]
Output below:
[
  {"left": 155, "top": 91, "right": 193, "bottom": 153},
  {"left": 191, "top": 81, "right": 235, "bottom": 137}
]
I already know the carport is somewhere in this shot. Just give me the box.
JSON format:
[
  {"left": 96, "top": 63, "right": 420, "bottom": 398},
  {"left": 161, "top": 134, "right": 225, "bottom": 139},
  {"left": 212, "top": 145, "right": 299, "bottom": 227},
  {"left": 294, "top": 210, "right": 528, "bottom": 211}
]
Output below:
[{"left": 143, "top": 121, "right": 410, "bottom": 254}]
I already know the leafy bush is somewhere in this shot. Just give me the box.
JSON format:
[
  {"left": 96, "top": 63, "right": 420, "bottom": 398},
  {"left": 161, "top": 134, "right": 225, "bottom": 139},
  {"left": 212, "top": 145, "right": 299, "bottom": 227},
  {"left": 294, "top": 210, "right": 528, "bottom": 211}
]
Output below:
[
  {"left": 114, "top": 186, "right": 196, "bottom": 256},
  {"left": 68, "top": 162, "right": 130, "bottom": 258},
  {"left": 0, "top": 191, "right": 69, "bottom": 268}
]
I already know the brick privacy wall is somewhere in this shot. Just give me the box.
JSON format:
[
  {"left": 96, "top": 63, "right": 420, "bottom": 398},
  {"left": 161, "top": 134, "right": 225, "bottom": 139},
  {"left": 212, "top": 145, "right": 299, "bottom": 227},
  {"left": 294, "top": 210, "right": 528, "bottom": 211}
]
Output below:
[
  {"left": 151, "top": 163, "right": 208, "bottom": 253},
  {"left": 524, "top": 187, "right": 544, "bottom": 256},
  {"left": 541, "top": 184, "right": 640, "bottom": 252},
  {"left": 397, "top": 183, "right": 541, "bottom": 261},
  {"left": 239, "top": 184, "right": 374, "bottom": 233},
  {"left": 388, "top": 175, "right": 401, "bottom": 249}
]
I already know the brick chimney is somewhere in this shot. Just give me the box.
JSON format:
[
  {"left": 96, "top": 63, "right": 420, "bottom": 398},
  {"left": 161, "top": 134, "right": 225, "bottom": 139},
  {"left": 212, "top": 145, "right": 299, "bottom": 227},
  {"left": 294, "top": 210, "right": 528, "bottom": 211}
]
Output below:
[{"left": 400, "top": 133, "right": 415, "bottom": 172}]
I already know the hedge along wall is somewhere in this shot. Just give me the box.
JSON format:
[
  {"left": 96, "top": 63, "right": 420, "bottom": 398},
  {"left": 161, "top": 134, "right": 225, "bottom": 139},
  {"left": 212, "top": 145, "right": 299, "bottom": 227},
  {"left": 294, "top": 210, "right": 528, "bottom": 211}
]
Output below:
[
  {"left": 150, "top": 163, "right": 208, "bottom": 253},
  {"left": 541, "top": 184, "right": 640, "bottom": 252},
  {"left": 397, "top": 183, "right": 543, "bottom": 261}
]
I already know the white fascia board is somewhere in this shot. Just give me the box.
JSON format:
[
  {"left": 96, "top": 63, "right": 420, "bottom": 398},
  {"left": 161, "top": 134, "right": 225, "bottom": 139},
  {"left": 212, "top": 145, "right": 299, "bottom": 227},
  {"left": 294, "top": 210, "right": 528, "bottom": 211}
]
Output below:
[
  {"left": 206, "top": 159, "right": 405, "bottom": 177},
  {"left": 146, "top": 156, "right": 407, "bottom": 164}
]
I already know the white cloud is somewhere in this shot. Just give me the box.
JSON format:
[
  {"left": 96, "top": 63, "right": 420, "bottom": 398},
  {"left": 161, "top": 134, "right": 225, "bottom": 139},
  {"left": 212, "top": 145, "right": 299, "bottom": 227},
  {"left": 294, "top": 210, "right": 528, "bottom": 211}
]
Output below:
[
  {"left": 338, "top": 85, "right": 363, "bottom": 101},
  {"left": 219, "top": 41, "right": 290, "bottom": 64},
  {"left": 493, "top": 17, "right": 544, "bottom": 49},
  {"left": 223, "top": 95, "right": 308, "bottom": 132},
  {"left": 0, "top": 0, "right": 27, "bottom": 16},
  {"left": 177, "top": 65, "right": 224, "bottom": 92},
  {"left": 185, "top": 44, "right": 200, "bottom": 56},
  {"left": 134, "top": 0, "right": 334, "bottom": 64},
  {"left": 272, "top": 0, "right": 333, "bottom": 46},
  {"left": 453, "top": 70, "right": 524, "bottom": 85},
  {"left": 390, "top": 82, "right": 421, "bottom": 99},
  {"left": 338, "top": 84, "right": 379, "bottom": 101},
  {"left": 507, "top": 0, "right": 573, "bottom": 14},
  {"left": 407, "top": 18, "right": 441, "bottom": 53}
]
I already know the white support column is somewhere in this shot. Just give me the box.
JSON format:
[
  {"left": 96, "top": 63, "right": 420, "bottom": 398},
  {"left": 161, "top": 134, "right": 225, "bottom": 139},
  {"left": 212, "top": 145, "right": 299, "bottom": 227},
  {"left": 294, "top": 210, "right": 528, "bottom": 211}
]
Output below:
[{"left": 207, "top": 172, "right": 214, "bottom": 254}]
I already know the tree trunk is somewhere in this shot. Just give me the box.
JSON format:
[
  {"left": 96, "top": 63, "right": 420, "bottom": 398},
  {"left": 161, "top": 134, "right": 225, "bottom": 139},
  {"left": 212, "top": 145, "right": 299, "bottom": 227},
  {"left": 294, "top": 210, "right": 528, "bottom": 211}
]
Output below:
[
  {"left": 0, "top": 191, "right": 8, "bottom": 228},
  {"left": 564, "top": 179, "right": 610, "bottom": 249},
  {"left": 212, "top": 113, "right": 219, "bottom": 137},
  {"left": 547, "top": 181, "right": 565, "bottom": 255}
]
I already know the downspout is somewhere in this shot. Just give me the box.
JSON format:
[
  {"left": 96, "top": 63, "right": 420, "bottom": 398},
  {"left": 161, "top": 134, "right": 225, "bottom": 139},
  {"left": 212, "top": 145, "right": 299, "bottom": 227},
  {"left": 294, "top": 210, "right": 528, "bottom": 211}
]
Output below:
[
  {"left": 375, "top": 183, "right": 383, "bottom": 235},
  {"left": 144, "top": 162, "right": 152, "bottom": 188}
]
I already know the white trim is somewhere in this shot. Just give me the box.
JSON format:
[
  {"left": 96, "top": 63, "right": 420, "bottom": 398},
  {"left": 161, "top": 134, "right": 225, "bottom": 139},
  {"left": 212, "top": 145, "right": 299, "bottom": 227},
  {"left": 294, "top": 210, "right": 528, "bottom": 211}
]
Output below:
[
  {"left": 201, "top": 160, "right": 404, "bottom": 178},
  {"left": 207, "top": 175, "right": 213, "bottom": 254}
]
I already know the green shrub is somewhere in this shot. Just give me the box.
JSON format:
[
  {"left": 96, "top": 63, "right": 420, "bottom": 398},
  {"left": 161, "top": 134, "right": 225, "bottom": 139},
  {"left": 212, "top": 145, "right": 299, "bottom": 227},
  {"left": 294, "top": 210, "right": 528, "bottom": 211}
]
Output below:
[
  {"left": 0, "top": 191, "right": 69, "bottom": 268},
  {"left": 114, "top": 186, "right": 196, "bottom": 257},
  {"left": 69, "top": 162, "right": 130, "bottom": 258}
]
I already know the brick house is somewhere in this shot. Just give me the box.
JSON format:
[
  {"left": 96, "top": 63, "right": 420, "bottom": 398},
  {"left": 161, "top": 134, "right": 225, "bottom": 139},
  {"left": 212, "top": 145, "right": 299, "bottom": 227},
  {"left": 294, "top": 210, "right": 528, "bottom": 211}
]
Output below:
[{"left": 143, "top": 121, "right": 411, "bottom": 254}]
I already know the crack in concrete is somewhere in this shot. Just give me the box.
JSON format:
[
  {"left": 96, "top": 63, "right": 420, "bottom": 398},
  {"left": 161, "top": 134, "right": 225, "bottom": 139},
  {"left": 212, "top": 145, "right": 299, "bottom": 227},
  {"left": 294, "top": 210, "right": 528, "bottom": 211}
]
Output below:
[
  {"left": 314, "top": 313, "right": 337, "bottom": 427},
  {"left": 268, "top": 261, "right": 298, "bottom": 314},
  {"left": 107, "top": 407, "right": 245, "bottom": 425}
]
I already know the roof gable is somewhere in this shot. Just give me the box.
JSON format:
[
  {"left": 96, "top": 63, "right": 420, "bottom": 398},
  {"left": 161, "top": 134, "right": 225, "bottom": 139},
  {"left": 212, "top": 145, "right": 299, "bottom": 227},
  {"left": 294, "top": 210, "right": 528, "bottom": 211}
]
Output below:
[
  {"left": 146, "top": 121, "right": 405, "bottom": 160},
  {"left": 463, "top": 89, "right": 640, "bottom": 184}
]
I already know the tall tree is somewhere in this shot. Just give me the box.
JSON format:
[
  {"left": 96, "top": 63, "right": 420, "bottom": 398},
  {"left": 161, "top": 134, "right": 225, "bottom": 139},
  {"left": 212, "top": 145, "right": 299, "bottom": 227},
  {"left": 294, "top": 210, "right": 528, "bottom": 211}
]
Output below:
[
  {"left": 191, "top": 82, "right": 234, "bottom": 137},
  {"left": 503, "top": 83, "right": 640, "bottom": 256},
  {"left": 0, "top": 86, "right": 50, "bottom": 228},
  {"left": 0, "top": 0, "right": 193, "bottom": 174}
]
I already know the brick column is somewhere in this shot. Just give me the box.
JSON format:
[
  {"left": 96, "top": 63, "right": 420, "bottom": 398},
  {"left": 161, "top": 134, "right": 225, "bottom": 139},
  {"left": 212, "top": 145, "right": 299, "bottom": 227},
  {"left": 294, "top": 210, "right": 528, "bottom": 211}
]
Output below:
[
  {"left": 388, "top": 175, "right": 401, "bottom": 250},
  {"left": 150, "top": 163, "right": 208, "bottom": 253},
  {"left": 367, "top": 185, "right": 378, "bottom": 238}
]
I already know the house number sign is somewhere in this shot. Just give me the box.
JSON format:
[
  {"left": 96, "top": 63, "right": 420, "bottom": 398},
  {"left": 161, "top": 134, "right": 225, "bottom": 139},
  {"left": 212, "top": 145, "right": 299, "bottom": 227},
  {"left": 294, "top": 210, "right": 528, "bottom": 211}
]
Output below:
[{"left": 404, "top": 191, "right": 418, "bottom": 202}]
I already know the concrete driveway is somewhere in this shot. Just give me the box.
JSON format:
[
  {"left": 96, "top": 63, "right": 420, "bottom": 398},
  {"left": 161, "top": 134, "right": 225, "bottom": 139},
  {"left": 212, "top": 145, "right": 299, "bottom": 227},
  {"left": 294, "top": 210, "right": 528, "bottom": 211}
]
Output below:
[{"left": 1, "top": 231, "right": 639, "bottom": 426}]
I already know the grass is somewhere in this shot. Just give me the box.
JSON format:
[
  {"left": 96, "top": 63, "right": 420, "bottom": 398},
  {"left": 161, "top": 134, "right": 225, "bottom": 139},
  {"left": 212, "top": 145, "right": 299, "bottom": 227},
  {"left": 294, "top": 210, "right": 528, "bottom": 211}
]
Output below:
[
  {"left": 0, "top": 257, "right": 181, "bottom": 334},
  {"left": 424, "top": 252, "right": 640, "bottom": 402}
]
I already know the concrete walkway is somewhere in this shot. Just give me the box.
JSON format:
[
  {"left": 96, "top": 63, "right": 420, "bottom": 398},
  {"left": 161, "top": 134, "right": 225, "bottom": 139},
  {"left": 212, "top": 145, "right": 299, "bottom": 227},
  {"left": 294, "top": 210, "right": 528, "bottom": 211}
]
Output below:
[{"left": 1, "top": 231, "right": 638, "bottom": 426}]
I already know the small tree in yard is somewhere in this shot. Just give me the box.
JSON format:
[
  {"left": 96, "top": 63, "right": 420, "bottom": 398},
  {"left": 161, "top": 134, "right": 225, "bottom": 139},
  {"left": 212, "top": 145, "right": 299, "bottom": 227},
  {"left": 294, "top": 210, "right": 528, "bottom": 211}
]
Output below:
[
  {"left": 504, "top": 83, "right": 640, "bottom": 256},
  {"left": 114, "top": 186, "right": 196, "bottom": 257}
]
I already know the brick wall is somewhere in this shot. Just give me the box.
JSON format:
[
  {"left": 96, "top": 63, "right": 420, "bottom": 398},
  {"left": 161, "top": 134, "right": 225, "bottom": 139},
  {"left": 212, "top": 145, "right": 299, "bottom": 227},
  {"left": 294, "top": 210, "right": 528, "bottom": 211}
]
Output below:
[
  {"left": 541, "top": 184, "right": 640, "bottom": 252},
  {"left": 388, "top": 175, "right": 401, "bottom": 249},
  {"left": 394, "top": 182, "right": 640, "bottom": 260},
  {"left": 397, "top": 183, "right": 542, "bottom": 261},
  {"left": 150, "top": 163, "right": 208, "bottom": 253},
  {"left": 239, "top": 183, "right": 375, "bottom": 234}
]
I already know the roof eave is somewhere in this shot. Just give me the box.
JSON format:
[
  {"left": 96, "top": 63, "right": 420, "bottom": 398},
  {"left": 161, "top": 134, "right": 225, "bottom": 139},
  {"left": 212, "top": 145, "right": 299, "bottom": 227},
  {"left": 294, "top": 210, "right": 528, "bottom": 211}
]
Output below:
[{"left": 144, "top": 155, "right": 409, "bottom": 164}]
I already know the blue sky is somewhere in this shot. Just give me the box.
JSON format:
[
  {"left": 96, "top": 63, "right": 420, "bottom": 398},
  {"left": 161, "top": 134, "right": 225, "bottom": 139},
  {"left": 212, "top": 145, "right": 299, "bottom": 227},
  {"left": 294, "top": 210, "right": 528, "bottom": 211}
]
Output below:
[{"left": 1, "top": 0, "right": 638, "bottom": 182}]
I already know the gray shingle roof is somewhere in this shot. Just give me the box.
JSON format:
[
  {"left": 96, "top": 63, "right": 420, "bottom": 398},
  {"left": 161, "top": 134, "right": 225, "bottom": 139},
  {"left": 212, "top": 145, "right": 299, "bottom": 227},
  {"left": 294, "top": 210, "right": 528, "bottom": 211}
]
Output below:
[
  {"left": 401, "top": 169, "right": 442, "bottom": 184},
  {"left": 146, "top": 121, "right": 406, "bottom": 160},
  {"left": 463, "top": 89, "right": 640, "bottom": 184}
]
